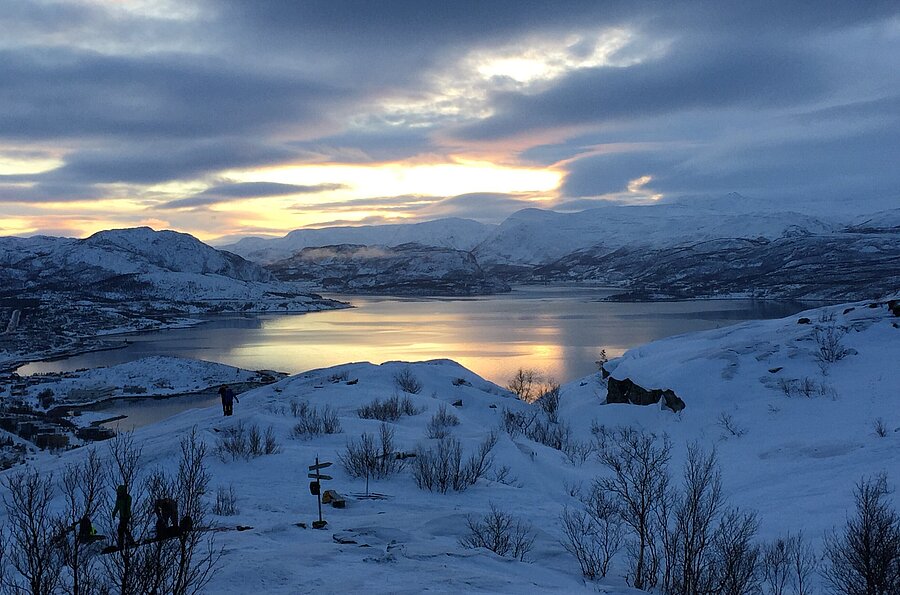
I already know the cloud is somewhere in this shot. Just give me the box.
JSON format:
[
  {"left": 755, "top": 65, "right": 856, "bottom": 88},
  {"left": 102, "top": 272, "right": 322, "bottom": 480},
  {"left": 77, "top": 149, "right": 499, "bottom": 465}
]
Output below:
[{"left": 157, "top": 182, "right": 346, "bottom": 210}]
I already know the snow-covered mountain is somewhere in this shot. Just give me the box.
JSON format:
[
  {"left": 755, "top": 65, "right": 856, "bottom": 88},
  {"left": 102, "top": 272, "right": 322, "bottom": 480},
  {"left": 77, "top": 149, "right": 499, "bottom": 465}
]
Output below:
[
  {"left": 223, "top": 218, "right": 495, "bottom": 264},
  {"left": 3, "top": 297, "right": 897, "bottom": 593},
  {"left": 531, "top": 232, "right": 900, "bottom": 301},
  {"left": 473, "top": 201, "right": 837, "bottom": 266},
  {"left": 267, "top": 242, "right": 510, "bottom": 295},
  {"left": 0, "top": 227, "right": 270, "bottom": 292}
]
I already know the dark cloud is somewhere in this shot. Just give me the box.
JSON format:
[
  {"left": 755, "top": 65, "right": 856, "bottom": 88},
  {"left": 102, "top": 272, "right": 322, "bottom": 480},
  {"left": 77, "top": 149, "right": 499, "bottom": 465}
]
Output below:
[
  {"left": 454, "top": 40, "right": 828, "bottom": 142},
  {"left": 158, "top": 182, "right": 347, "bottom": 210}
]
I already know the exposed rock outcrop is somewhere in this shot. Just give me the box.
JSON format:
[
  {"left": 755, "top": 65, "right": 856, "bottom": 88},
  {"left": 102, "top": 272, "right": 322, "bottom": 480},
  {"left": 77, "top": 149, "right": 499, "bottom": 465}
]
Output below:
[{"left": 606, "top": 376, "right": 686, "bottom": 412}]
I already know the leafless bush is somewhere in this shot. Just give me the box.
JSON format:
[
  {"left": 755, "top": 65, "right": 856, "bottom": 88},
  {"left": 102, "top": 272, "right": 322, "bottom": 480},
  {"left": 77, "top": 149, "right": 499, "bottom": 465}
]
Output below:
[
  {"left": 789, "top": 531, "right": 817, "bottom": 595},
  {"left": 339, "top": 423, "right": 404, "bottom": 480},
  {"left": 527, "top": 418, "right": 572, "bottom": 452},
  {"left": 426, "top": 405, "right": 460, "bottom": 439},
  {"left": 56, "top": 448, "right": 106, "bottom": 595},
  {"left": 394, "top": 367, "right": 423, "bottom": 394},
  {"left": 488, "top": 465, "right": 519, "bottom": 487},
  {"left": 500, "top": 408, "right": 537, "bottom": 438},
  {"left": 561, "top": 507, "right": 606, "bottom": 580},
  {"left": 713, "top": 509, "right": 761, "bottom": 595},
  {"left": 763, "top": 536, "right": 792, "bottom": 595},
  {"left": 2, "top": 469, "right": 63, "bottom": 595},
  {"left": 561, "top": 484, "right": 624, "bottom": 580},
  {"left": 215, "top": 422, "right": 280, "bottom": 461},
  {"left": 874, "top": 418, "right": 889, "bottom": 438},
  {"left": 536, "top": 382, "right": 561, "bottom": 422},
  {"left": 718, "top": 412, "right": 747, "bottom": 438},
  {"left": 290, "top": 401, "right": 342, "bottom": 439},
  {"left": 596, "top": 426, "right": 671, "bottom": 590},
  {"left": 412, "top": 432, "right": 497, "bottom": 493},
  {"left": 357, "top": 394, "right": 422, "bottom": 421},
  {"left": 813, "top": 323, "right": 851, "bottom": 368},
  {"left": 822, "top": 473, "right": 900, "bottom": 595},
  {"left": 507, "top": 368, "right": 539, "bottom": 401},
  {"left": 213, "top": 486, "right": 238, "bottom": 517},
  {"left": 459, "top": 503, "right": 535, "bottom": 561},
  {"left": 328, "top": 370, "right": 349, "bottom": 383},
  {"left": 562, "top": 439, "right": 595, "bottom": 466},
  {"left": 777, "top": 377, "right": 834, "bottom": 399}
]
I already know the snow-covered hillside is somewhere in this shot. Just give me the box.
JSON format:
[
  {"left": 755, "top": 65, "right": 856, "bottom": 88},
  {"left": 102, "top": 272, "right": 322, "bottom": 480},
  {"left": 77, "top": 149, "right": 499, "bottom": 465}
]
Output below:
[
  {"left": 223, "top": 218, "right": 495, "bottom": 264},
  {"left": 267, "top": 242, "right": 510, "bottom": 295},
  {"left": 3, "top": 298, "right": 897, "bottom": 593}
]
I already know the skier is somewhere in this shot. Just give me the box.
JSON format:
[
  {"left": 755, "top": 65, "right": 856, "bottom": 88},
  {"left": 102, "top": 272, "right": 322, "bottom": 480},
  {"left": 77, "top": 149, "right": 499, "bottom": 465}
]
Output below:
[
  {"left": 112, "top": 485, "right": 133, "bottom": 549},
  {"left": 218, "top": 384, "right": 238, "bottom": 416},
  {"left": 77, "top": 514, "right": 102, "bottom": 544}
]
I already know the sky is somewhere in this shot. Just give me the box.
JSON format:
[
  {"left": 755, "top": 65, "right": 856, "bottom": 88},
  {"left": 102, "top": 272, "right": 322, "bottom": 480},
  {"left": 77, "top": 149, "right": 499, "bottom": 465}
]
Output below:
[{"left": 0, "top": 1, "right": 897, "bottom": 241}]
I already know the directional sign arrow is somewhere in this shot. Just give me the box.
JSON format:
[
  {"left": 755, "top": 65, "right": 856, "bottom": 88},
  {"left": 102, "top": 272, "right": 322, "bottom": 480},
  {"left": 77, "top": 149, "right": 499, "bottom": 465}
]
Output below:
[
  {"left": 308, "top": 473, "right": 333, "bottom": 481},
  {"left": 308, "top": 462, "right": 333, "bottom": 471}
]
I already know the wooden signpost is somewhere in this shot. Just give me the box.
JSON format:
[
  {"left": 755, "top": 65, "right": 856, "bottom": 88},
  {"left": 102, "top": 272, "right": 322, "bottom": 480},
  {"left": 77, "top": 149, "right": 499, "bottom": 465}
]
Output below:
[{"left": 309, "top": 458, "right": 333, "bottom": 529}]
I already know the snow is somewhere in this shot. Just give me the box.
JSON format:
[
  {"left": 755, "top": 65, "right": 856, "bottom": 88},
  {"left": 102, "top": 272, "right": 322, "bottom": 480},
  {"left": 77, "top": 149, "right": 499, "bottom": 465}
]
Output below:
[{"left": 2, "top": 299, "right": 898, "bottom": 593}]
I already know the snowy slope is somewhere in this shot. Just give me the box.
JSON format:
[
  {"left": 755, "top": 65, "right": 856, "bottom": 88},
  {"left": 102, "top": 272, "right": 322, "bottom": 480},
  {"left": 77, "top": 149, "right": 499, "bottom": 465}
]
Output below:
[
  {"left": 1, "top": 299, "right": 898, "bottom": 593},
  {"left": 224, "top": 218, "right": 496, "bottom": 264}
]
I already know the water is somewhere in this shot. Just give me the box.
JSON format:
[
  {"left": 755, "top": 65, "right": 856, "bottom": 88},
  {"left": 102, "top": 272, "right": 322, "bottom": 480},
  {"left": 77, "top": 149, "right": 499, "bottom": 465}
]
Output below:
[{"left": 20, "top": 286, "right": 809, "bottom": 386}]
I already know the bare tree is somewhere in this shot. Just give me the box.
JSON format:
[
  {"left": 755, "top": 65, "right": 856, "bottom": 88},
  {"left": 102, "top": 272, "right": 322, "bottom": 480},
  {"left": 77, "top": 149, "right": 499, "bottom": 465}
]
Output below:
[
  {"left": 669, "top": 444, "right": 726, "bottom": 595},
  {"left": 789, "top": 531, "right": 817, "bottom": 595},
  {"left": 763, "top": 537, "right": 792, "bottom": 595},
  {"left": 823, "top": 473, "right": 900, "bottom": 595},
  {"left": 2, "top": 470, "right": 62, "bottom": 595},
  {"left": 56, "top": 449, "right": 106, "bottom": 595},
  {"left": 507, "top": 368, "right": 539, "bottom": 402},
  {"left": 713, "top": 509, "right": 760, "bottom": 595},
  {"left": 459, "top": 503, "right": 535, "bottom": 561},
  {"left": 596, "top": 426, "right": 671, "bottom": 590}
]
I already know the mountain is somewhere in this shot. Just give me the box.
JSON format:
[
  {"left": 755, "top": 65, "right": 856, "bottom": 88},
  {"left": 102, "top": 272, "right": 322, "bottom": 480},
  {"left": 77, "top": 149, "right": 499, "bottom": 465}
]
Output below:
[
  {"left": 267, "top": 242, "right": 510, "bottom": 296},
  {"left": 223, "top": 218, "right": 495, "bottom": 264},
  {"left": 530, "top": 232, "right": 900, "bottom": 301},
  {"left": 0, "top": 227, "right": 270, "bottom": 292},
  {"left": 472, "top": 200, "right": 836, "bottom": 266}
]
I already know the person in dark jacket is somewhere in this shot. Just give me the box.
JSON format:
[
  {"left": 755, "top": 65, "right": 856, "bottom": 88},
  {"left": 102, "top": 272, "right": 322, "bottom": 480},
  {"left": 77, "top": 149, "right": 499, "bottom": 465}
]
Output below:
[
  {"left": 112, "top": 484, "right": 133, "bottom": 548},
  {"left": 154, "top": 497, "right": 179, "bottom": 539},
  {"left": 218, "top": 384, "right": 238, "bottom": 416}
]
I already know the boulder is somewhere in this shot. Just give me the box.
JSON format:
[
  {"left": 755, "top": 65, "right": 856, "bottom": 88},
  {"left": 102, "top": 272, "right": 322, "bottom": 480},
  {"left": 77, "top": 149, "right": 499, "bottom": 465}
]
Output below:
[{"left": 606, "top": 377, "right": 685, "bottom": 412}]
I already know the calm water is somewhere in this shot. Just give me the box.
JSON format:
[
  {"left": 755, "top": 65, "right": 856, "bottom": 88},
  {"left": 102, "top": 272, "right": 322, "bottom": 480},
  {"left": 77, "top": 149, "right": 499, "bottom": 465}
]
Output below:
[{"left": 21, "top": 286, "right": 809, "bottom": 386}]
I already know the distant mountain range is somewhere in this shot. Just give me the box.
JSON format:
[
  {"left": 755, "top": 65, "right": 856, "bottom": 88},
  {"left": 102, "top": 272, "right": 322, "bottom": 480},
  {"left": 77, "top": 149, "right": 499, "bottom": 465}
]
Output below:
[{"left": 222, "top": 195, "right": 900, "bottom": 301}]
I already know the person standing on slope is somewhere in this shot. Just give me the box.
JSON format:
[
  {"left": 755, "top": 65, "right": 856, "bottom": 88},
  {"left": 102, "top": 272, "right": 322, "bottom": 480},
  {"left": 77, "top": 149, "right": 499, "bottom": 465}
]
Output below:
[
  {"left": 112, "top": 485, "right": 133, "bottom": 549},
  {"left": 218, "top": 384, "right": 238, "bottom": 416}
]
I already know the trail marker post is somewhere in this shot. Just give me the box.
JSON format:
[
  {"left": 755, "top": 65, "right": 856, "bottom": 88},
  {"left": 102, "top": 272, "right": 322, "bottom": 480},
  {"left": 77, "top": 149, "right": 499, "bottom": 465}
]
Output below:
[{"left": 308, "top": 457, "right": 333, "bottom": 529}]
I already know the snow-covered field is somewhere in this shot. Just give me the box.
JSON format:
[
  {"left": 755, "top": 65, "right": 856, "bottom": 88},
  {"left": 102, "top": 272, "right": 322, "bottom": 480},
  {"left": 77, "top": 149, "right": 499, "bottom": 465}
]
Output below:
[{"left": 2, "top": 298, "right": 898, "bottom": 593}]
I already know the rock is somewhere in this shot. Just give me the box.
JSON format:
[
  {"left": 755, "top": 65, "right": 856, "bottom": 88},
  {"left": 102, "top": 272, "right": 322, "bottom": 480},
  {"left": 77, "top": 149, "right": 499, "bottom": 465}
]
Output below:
[
  {"left": 797, "top": 317, "right": 811, "bottom": 324},
  {"left": 452, "top": 399, "right": 463, "bottom": 407},
  {"left": 843, "top": 307, "right": 855, "bottom": 315},
  {"left": 888, "top": 299, "right": 900, "bottom": 317},
  {"left": 768, "top": 367, "right": 783, "bottom": 373},
  {"left": 606, "top": 377, "right": 686, "bottom": 412}
]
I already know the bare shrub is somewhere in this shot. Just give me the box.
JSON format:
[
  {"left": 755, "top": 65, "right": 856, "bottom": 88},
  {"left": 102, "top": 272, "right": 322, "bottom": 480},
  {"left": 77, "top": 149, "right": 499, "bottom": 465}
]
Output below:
[
  {"left": 290, "top": 401, "right": 342, "bottom": 439},
  {"left": 412, "top": 432, "right": 497, "bottom": 493},
  {"left": 394, "top": 368, "right": 423, "bottom": 394},
  {"left": 789, "top": 531, "right": 817, "bottom": 595},
  {"left": 561, "top": 507, "right": 607, "bottom": 580},
  {"left": 718, "top": 412, "right": 747, "bottom": 438},
  {"left": 527, "top": 418, "right": 572, "bottom": 451},
  {"left": 357, "top": 394, "right": 422, "bottom": 421},
  {"left": 213, "top": 486, "right": 238, "bottom": 517},
  {"left": 459, "top": 503, "right": 535, "bottom": 561},
  {"left": 596, "top": 426, "right": 671, "bottom": 590},
  {"left": 713, "top": 509, "right": 761, "bottom": 595},
  {"left": 874, "top": 418, "right": 889, "bottom": 438},
  {"left": 568, "top": 484, "right": 624, "bottom": 580},
  {"left": 536, "top": 382, "right": 561, "bottom": 422},
  {"left": 215, "top": 422, "right": 280, "bottom": 461},
  {"left": 822, "top": 473, "right": 900, "bottom": 595},
  {"left": 562, "top": 440, "right": 595, "bottom": 466},
  {"left": 813, "top": 323, "right": 851, "bottom": 368},
  {"left": 339, "top": 423, "right": 404, "bottom": 480},
  {"left": 500, "top": 408, "right": 536, "bottom": 438},
  {"left": 56, "top": 448, "right": 106, "bottom": 595},
  {"left": 2, "top": 470, "right": 63, "bottom": 595},
  {"left": 777, "top": 377, "right": 834, "bottom": 399},
  {"left": 507, "top": 368, "right": 539, "bottom": 401},
  {"left": 426, "top": 405, "right": 460, "bottom": 439},
  {"left": 488, "top": 465, "right": 519, "bottom": 487},
  {"left": 763, "top": 537, "right": 792, "bottom": 595},
  {"left": 328, "top": 370, "right": 349, "bottom": 383}
]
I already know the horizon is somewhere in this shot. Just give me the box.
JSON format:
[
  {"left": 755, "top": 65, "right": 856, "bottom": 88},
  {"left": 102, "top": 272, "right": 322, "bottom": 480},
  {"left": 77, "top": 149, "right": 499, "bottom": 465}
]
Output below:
[{"left": 1, "top": 2, "right": 898, "bottom": 241}]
